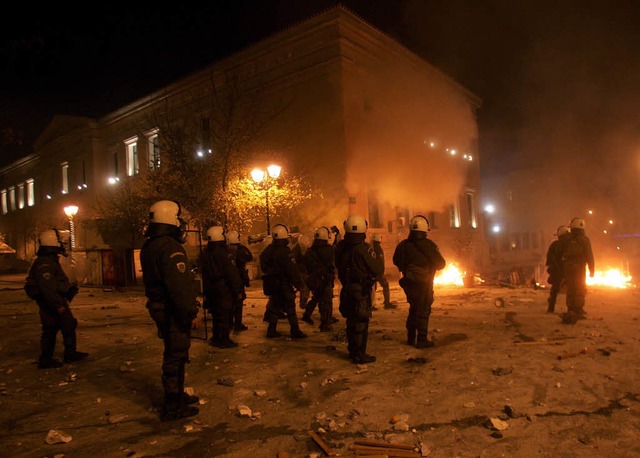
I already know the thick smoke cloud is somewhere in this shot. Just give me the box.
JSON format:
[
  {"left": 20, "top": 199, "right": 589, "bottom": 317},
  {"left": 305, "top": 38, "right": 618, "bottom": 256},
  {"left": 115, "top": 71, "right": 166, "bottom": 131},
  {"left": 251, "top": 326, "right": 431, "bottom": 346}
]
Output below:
[{"left": 345, "top": 59, "right": 479, "bottom": 213}]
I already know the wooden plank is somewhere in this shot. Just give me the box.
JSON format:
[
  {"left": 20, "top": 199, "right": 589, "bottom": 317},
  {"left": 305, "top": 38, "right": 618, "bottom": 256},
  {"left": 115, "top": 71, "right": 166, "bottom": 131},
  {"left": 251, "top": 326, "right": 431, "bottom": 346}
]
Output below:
[
  {"left": 514, "top": 340, "right": 566, "bottom": 346},
  {"left": 309, "top": 430, "right": 334, "bottom": 456},
  {"left": 354, "top": 440, "right": 415, "bottom": 450},
  {"left": 350, "top": 446, "right": 420, "bottom": 457}
]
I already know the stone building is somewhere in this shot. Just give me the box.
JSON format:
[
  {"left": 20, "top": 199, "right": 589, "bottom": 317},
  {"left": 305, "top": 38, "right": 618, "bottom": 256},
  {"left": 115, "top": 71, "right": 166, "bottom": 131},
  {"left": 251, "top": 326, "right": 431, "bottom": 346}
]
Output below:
[{"left": 0, "top": 6, "right": 488, "bottom": 286}]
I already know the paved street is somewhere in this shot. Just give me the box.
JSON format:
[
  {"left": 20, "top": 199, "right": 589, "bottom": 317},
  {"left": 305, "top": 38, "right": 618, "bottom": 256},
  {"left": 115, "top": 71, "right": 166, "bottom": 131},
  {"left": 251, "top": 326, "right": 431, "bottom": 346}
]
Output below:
[{"left": 1, "top": 275, "right": 639, "bottom": 457}]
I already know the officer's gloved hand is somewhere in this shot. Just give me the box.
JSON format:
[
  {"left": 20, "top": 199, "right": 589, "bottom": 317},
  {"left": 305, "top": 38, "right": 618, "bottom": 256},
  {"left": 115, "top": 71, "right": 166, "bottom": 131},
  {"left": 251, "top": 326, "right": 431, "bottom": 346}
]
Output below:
[{"left": 67, "top": 283, "right": 79, "bottom": 302}]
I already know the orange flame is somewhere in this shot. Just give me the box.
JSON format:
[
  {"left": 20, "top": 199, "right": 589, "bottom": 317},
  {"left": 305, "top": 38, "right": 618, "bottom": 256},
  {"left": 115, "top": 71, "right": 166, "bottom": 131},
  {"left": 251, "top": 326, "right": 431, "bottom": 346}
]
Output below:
[
  {"left": 586, "top": 267, "right": 633, "bottom": 289},
  {"left": 434, "top": 262, "right": 465, "bottom": 286}
]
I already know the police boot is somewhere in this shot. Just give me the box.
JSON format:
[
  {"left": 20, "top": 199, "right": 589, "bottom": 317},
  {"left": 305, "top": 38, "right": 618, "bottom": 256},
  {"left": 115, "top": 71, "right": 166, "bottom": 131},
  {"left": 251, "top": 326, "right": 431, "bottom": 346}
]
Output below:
[
  {"left": 209, "top": 324, "right": 221, "bottom": 346},
  {"left": 416, "top": 332, "right": 435, "bottom": 348},
  {"left": 290, "top": 327, "right": 308, "bottom": 339},
  {"left": 217, "top": 326, "right": 238, "bottom": 348},
  {"left": 266, "top": 322, "right": 282, "bottom": 338},
  {"left": 301, "top": 312, "right": 314, "bottom": 325},
  {"left": 161, "top": 395, "right": 199, "bottom": 422},
  {"left": 407, "top": 328, "right": 416, "bottom": 346},
  {"left": 64, "top": 349, "right": 89, "bottom": 363},
  {"left": 546, "top": 297, "right": 555, "bottom": 313}
]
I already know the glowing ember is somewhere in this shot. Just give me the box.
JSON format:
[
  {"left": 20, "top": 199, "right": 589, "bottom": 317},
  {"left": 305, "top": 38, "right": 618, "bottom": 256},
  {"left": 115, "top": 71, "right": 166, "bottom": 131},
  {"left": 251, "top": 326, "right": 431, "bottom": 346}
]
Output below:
[
  {"left": 435, "top": 262, "right": 465, "bottom": 286},
  {"left": 586, "top": 267, "right": 633, "bottom": 289}
]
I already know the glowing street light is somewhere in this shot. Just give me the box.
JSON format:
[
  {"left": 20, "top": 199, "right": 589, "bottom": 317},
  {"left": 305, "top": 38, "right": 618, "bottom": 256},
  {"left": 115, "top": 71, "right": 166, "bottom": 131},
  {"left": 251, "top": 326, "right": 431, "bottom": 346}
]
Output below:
[
  {"left": 251, "top": 164, "right": 281, "bottom": 235},
  {"left": 64, "top": 205, "right": 79, "bottom": 281}
]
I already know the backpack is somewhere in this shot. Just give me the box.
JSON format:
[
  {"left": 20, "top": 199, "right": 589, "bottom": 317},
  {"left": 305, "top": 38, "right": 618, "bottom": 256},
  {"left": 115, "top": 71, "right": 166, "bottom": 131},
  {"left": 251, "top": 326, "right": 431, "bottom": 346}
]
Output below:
[{"left": 24, "top": 275, "right": 41, "bottom": 300}]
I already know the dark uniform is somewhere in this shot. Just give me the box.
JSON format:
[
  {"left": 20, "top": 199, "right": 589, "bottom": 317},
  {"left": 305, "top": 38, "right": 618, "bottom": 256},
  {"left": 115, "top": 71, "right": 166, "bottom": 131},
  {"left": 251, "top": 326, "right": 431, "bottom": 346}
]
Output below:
[
  {"left": 199, "top": 239, "right": 244, "bottom": 347},
  {"left": 372, "top": 238, "right": 395, "bottom": 309},
  {"left": 393, "top": 230, "right": 446, "bottom": 348},
  {"left": 260, "top": 234, "right": 307, "bottom": 338},
  {"left": 335, "top": 232, "right": 383, "bottom": 364},
  {"left": 227, "top": 240, "right": 253, "bottom": 331},
  {"left": 26, "top": 236, "right": 85, "bottom": 369},
  {"left": 545, "top": 228, "right": 571, "bottom": 313},
  {"left": 560, "top": 224, "right": 595, "bottom": 323},
  {"left": 140, "top": 220, "right": 199, "bottom": 421},
  {"left": 291, "top": 238, "right": 311, "bottom": 309},
  {"left": 302, "top": 237, "right": 336, "bottom": 331}
]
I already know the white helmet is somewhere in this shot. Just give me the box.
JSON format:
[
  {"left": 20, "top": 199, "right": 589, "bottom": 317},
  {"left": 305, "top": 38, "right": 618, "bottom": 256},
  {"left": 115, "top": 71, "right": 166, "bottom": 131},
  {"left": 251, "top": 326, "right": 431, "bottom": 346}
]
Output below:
[
  {"left": 39, "top": 229, "right": 61, "bottom": 248},
  {"left": 272, "top": 224, "right": 289, "bottom": 240},
  {"left": 556, "top": 225, "right": 570, "bottom": 236},
  {"left": 226, "top": 230, "right": 240, "bottom": 244},
  {"left": 570, "top": 217, "right": 585, "bottom": 230},
  {"left": 314, "top": 226, "right": 330, "bottom": 241},
  {"left": 410, "top": 215, "right": 430, "bottom": 232},
  {"left": 206, "top": 226, "right": 225, "bottom": 242},
  {"left": 149, "top": 200, "right": 183, "bottom": 227},
  {"left": 344, "top": 215, "right": 368, "bottom": 234},
  {"left": 371, "top": 233, "right": 382, "bottom": 243}
]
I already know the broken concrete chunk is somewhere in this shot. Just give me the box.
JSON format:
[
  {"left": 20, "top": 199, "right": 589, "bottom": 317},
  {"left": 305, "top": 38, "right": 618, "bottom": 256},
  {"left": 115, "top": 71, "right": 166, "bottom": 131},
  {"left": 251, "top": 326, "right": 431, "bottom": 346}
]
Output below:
[
  {"left": 486, "top": 417, "right": 509, "bottom": 431},
  {"left": 45, "top": 429, "right": 72, "bottom": 444}
]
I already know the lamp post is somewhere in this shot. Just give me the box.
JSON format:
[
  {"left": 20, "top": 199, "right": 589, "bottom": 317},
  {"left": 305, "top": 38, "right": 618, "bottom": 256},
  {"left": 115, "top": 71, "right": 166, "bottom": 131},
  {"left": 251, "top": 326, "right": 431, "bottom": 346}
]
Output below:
[
  {"left": 251, "top": 164, "right": 281, "bottom": 236},
  {"left": 64, "top": 205, "right": 79, "bottom": 280}
]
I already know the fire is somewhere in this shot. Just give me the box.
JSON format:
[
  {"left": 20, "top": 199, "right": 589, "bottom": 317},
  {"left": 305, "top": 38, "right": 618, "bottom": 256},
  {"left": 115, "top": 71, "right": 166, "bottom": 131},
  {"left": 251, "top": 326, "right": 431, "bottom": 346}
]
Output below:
[
  {"left": 434, "top": 262, "right": 465, "bottom": 286},
  {"left": 586, "top": 267, "right": 633, "bottom": 289}
]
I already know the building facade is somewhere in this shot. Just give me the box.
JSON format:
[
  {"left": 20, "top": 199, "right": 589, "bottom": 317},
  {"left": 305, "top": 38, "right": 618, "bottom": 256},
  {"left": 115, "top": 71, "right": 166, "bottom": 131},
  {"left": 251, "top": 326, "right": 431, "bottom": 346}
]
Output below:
[{"left": 0, "top": 6, "right": 488, "bottom": 285}]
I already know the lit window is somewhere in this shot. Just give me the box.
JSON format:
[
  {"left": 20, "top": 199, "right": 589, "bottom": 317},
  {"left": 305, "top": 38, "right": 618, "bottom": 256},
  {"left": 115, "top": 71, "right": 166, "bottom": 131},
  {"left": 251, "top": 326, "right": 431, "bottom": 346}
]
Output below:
[
  {"left": 61, "top": 162, "right": 69, "bottom": 194},
  {"left": 0, "top": 189, "right": 7, "bottom": 214},
  {"left": 147, "top": 131, "right": 160, "bottom": 169},
  {"left": 8, "top": 186, "right": 16, "bottom": 211},
  {"left": 466, "top": 191, "right": 477, "bottom": 228},
  {"left": 125, "top": 138, "right": 139, "bottom": 176},
  {"left": 17, "top": 183, "right": 25, "bottom": 209},
  {"left": 449, "top": 199, "right": 460, "bottom": 228},
  {"left": 26, "top": 179, "right": 35, "bottom": 206}
]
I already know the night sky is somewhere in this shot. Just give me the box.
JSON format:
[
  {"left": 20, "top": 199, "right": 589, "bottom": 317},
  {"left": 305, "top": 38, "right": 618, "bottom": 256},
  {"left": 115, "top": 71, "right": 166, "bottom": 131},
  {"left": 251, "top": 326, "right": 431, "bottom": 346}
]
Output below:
[{"left": 2, "top": 1, "right": 640, "bottom": 222}]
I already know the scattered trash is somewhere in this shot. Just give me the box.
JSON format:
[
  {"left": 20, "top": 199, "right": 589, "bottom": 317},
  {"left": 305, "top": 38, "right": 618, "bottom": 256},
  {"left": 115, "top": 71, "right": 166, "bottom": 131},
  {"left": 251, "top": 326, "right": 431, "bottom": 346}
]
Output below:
[
  {"left": 217, "top": 376, "right": 235, "bottom": 387},
  {"left": 407, "top": 357, "right": 428, "bottom": 364},
  {"left": 491, "top": 367, "right": 513, "bottom": 376}
]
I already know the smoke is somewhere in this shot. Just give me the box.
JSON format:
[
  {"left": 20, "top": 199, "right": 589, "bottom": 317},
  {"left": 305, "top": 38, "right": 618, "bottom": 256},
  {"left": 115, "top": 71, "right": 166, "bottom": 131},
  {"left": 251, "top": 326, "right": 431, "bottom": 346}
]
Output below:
[{"left": 345, "top": 58, "right": 479, "bottom": 212}]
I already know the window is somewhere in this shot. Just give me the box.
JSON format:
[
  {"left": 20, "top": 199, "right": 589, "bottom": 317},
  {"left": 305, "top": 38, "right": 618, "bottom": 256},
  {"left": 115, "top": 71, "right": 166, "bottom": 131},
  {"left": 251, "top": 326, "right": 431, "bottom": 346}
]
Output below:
[
  {"left": 466, "top": 191, "right": 477, "bottom": 228},
  {"left": 1, "top": 189, "right": 7, "bottom": 214},
  {"left": 26, "top": 179, "right": 35, "bottom": 206},
  {"left": 201, "top": 117, "right": 211, "bottom": 154},
  {"left": 17, "top": 183, "right": 25, "bottom": 209},
  {"left": 449, "top": 198, "right": 460, "bottom": 228},
  {"left": 147, "top": 131, "right": 160, "bottom": 169},
  {"left": 61, "top": 162, "right": 69, "bottom": 194},
  {"left": 80, "top": 161, "right": 87, "bottom": 188},
  {"left": 367, "top": 191, "right": 382, "bottom": 228},
  {"left": 125, "top": 139, "right": 139, "bottom": 176},
  {"left": 8, "top": 186, "right": 16, "bottom": 211},
  {"left": 428, "top": 211, "right": 437, "bottom": 229}
]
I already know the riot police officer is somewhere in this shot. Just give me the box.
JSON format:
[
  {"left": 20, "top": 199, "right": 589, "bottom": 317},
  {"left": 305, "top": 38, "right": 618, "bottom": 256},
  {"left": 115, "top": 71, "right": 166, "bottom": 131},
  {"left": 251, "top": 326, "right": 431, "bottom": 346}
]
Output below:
[
  {"left": 560, "top": 217, "right": 595, "bottom": 324},
  {"left": 25, "top": 229, "right": 87, "bottom": 369},
  {"left": 393, "top": 215, "right": 446, "bottom": 348},
  {"left": 260, "top": 224, "right": 307, "bottom": 339},
  {"left": 225, "top": 230, "right": 253, "bottom": 332},
  {"left": 335, "top": 215, "right": 383, "bottom": 364},
  {"left": 302, "top": 226, "right": 337, "bottom": 331},
  {"left": 140, "top": 200, "right": 200, "bottom": 421},
  {"left": 199, "top": 226, "right": 244, "bottom": 347},
  {"left": 545, "top": 225, "right": 571, "bottom": 313},
  {"left": 371, "top": 232, "right": 396, "bottom": 309}
]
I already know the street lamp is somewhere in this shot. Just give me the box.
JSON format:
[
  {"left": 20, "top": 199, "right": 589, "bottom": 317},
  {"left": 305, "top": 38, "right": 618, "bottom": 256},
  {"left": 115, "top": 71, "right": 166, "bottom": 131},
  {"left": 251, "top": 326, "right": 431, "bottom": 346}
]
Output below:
[
  {"left": 64, "top": 205, "right": 79, "bottom": 280},
  {"left": 251, "top": 164, "right": 281, "bottom": 235}
]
